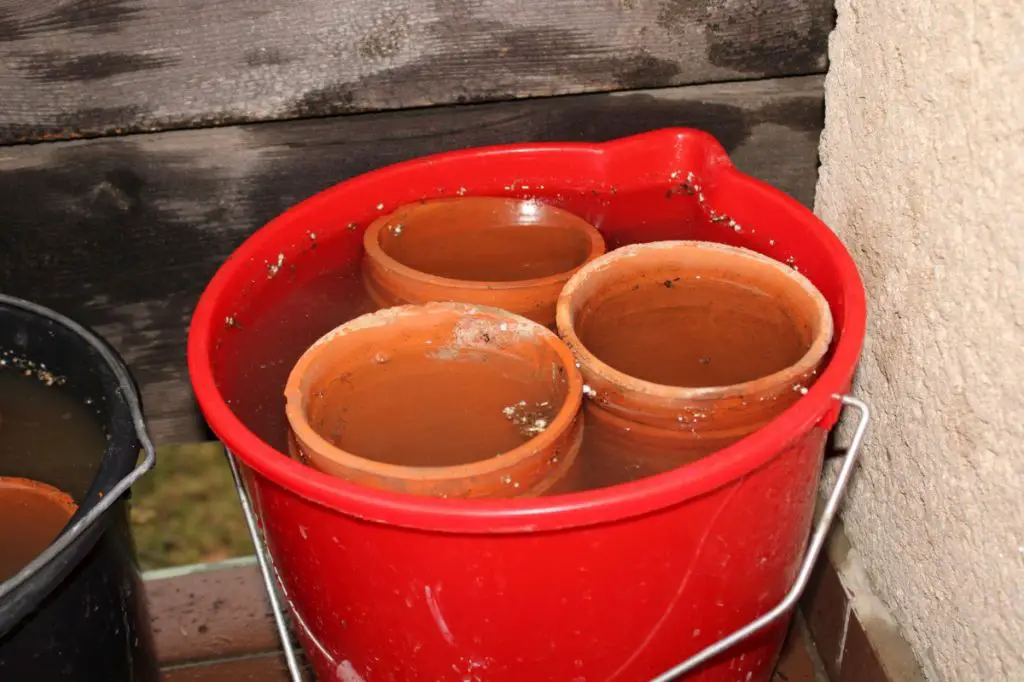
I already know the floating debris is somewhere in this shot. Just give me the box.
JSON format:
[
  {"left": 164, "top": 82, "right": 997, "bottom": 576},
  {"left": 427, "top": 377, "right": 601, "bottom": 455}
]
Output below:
[{"left": 502, "top": 399, "right": 555, "bottom": 438}]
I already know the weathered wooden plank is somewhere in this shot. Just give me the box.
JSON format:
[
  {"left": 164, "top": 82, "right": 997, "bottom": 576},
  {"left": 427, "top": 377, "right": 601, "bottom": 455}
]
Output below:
[
  {"left": 0, "top": 75, "right": 825, "bottom": 444},
  {"left": 0, "top": 0, "right": 833, "bottom": 143},
  {"left": 147, "top": 561, "right": 280, "bottom": 665},
  {"left": 147, "top": 560, "right": 313, "bottom": 680}
]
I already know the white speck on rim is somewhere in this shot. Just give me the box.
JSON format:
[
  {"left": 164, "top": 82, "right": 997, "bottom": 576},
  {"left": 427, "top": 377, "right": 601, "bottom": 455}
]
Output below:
[
  {"left": 376, "top": 203, "right": 384, "bottom": 210},
  {"left": 266, "top": 252, "right": 284, "bottom": 279}
]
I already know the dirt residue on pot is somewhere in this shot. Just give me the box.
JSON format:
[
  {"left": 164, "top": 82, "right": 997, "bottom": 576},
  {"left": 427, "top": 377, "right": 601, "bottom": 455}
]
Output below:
[
  {"left": 502, "top": 400, "right": 558, "bottom": 438},
  {"left": 449, "top": 313, "right": 540, "bottom": 349}
]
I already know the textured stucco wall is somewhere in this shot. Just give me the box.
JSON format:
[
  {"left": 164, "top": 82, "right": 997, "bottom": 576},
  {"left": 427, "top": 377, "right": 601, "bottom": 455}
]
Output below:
[{"left": 815, "top": 0, "right": 1023, "bottom": 680}]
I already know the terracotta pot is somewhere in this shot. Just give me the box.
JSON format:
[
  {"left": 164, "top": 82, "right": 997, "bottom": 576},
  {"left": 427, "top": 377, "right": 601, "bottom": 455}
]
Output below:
[
  {"left": 362, "top": 197, "right": 605, "bottom": 326},
  {"left": 284, "top": 302, "right": 584, "bottom": 498},
  {"left": 0, "top": 477, "right": 78, "bottom": 583},
  {"left": 555, "top": 240, "right": 834, "bottom": 479}
]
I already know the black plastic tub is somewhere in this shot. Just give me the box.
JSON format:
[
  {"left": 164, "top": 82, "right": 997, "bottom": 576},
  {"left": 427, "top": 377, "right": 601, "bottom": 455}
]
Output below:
[{"left": 0, "top": 294, "right": 158, "bottom": 681}]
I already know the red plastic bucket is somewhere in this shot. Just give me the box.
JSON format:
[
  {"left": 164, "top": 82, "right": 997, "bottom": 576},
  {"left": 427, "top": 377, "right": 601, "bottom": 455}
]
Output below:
[{"left": 188, "top": 129, "right": 866, "bottom": 682}]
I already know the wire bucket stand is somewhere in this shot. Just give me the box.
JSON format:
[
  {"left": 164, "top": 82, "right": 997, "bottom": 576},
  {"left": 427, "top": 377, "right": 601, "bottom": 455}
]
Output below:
[
  {"left": 227, "top": 395, "right": 869, "bottom": 682},
  {"left": 225, "top": 454, "right": 307, "bottom": 680}
]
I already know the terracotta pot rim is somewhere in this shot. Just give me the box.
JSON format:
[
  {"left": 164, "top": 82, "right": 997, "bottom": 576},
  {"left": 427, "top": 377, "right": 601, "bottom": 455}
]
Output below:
[
  {"left": 284, "top": 301, "right": 584, "bottom": 482},
  {"left": 555, "top": 240, "right": 835, "bottom": 402},
  {"left": 0, "top": 476, "right": 79, "bottom": 519},
  {"left": 362, "top": 197, "right": 606, "bottom": 291}
]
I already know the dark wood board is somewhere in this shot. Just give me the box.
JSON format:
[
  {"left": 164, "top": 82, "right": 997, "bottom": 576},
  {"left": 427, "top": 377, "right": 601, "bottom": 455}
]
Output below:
[
  {"left": 0, "top": 75, "right": 825, "bottom": 444},
  {"left": 147, "top": 562, "right": 279, "bottom": 665},
  {"left": 0, "top": 0, "right": 833, "bottom": 143}
]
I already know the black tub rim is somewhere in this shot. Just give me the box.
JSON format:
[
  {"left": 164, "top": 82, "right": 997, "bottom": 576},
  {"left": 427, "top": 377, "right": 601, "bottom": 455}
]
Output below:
[{"left": 0, "top": 293, "right": 156, "bottom": 638}]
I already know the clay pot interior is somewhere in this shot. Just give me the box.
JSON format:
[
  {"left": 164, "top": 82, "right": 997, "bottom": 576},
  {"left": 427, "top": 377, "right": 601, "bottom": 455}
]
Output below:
[
  {"left": 556, "top": 240, "right": 834, "bottom": 440},
  {"left": 374, "top": 197, "right": 601, "bottom": 281},
  {"left": 284, "top": 302, "right": 584, "bottom": 498},
  {"left": 362, "top": 197, "right": 606, "bottom": 326},
  {"left": 0, "top": 477, "right": 78, "bottom": 583}
]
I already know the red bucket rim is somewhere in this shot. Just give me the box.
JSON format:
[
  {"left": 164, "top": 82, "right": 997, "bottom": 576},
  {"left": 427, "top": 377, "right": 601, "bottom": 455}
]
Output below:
[{"left": 187, "top": 129, "right": 867, "bottom": 534}]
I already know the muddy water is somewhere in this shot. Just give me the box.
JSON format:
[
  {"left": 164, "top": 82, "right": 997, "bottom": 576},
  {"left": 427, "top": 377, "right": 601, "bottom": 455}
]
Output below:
[
  {"left": 219, "top": 262, "right": 376, "bottom": 455},
  {"left": 0, "top": 370, "right": 103, "bottom": 580},
  {"left": 307, "top": 351, "right": 561, "bottom": 467},
  {"left": 578, "top": 277, "right": 809, "bottom": 388}
]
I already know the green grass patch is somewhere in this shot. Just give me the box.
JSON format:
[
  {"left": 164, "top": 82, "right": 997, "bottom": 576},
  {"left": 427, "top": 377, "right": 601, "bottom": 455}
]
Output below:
[{"left": 130, "top": 442, "right": 253, "bottom": 570}]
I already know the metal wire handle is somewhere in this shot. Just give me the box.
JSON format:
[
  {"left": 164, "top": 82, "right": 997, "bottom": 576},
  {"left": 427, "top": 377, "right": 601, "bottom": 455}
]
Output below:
[
  {"left": 230, "top": 394, "right": 869, "bottom": 682},
  {"left": 0, "top": 295, "right": 157, "bottom": 604},
  {"left": 227, "top": 450, "right": 306, "bottom": 681},
  {"left": 650, "top": 394, "right": 870, "bottom": 681}
]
